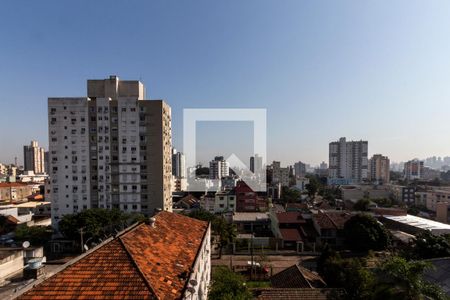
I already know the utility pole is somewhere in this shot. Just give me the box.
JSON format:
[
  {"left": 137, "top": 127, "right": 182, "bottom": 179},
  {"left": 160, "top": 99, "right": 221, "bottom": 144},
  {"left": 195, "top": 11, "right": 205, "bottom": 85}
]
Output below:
[
  {"left": 79, "top": 227, "right": 84, "bottom": 253},
  {"left": 250, "top": 233, "right": 254, "bottom": 281}
]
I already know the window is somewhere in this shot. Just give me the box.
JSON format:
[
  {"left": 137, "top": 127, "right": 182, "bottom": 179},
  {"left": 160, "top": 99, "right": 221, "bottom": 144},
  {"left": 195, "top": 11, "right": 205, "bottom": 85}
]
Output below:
[{"left": 122, "top": 107, "right": 126, "bottom": 112}]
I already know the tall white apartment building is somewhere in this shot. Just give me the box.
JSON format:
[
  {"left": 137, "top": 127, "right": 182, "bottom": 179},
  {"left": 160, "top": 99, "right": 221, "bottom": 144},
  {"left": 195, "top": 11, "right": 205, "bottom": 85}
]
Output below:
[
  {"left": 23, "top": 141, "right": 46, "bottom": 174},
  {"left": 172, "top": 149, "right": 186, "bottom": 178},
  {"left": 209, "top": 156, "right": 229, "bottom": 179},
  {"left": 48, "top": 76, "right": 172, "bottom": 225},
  {"left": 329, "top": 137, "right": 368, "bottom": 183}
]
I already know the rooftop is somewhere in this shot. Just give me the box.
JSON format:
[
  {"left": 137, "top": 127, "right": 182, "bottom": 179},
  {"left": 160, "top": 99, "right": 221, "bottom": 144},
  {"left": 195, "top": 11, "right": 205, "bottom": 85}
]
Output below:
[
  {"left": 383, "top": 214, "right": 450, "bottom": 234},
  {"left": 254, "top": 288, "right": 343, "bottom": 300},
  {"left": 270, "top": 264, "right": 326, "bottom": 288},
  {"left": 279, "top": 228, "right": 302, "bottom": 241},
  {"left": 313, "top": 210, "right": 353, "bottom": 230},
  {"left": 276, "top": 212, "right": 305, "bottom": 224},
  {"left": 15, "top": 211, "right": 209, "bottom": 300},
  {"left": 232, "top": 212, "right": 270, "bottom": 222}
]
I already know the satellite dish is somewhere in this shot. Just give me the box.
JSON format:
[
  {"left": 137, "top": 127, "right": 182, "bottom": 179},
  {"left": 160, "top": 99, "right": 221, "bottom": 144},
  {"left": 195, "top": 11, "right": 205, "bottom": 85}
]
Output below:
[
  {"left": 189, "top": 279, "right": 198, "bottom": 286},
  {"left": 22, "top": 241, "right": 30, "bottom": 249},
  {"left": 84, "top": 244, "right": 89, "bottom": 251}
]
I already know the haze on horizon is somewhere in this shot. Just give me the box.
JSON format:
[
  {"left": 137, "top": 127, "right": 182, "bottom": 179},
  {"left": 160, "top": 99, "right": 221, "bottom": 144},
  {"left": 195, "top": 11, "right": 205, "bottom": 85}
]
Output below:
[{"left": 1, "top": 1, "right": 450, "bottom": 166}]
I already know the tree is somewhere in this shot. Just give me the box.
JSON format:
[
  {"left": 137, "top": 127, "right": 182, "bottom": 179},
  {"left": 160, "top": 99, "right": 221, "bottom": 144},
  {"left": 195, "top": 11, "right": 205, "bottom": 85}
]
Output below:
[
  {"left": 305, "top": 180, "right": 318, "bottom": 200},
  {"left": 188, "top": 209, "right": 236, "bottom": 258},
  {"left": 281, "top": 186, "right": 301, "bottom": 204},
  {"left": 343, "top": 214, "right": 390, "bottom": 252},
  {"left": 353, "top": 198, "right": 371, "bottom": 211},
  {"left": 319, "top": 253, "right": 375, "bottom": 300},
  {"left": 374, "top": 256, "right": 447, "bottom": 300},
  {"left": 209, "top": 266, "right": 252, "bottom": 300},
  {"left": 14, "top": 225, "right": 52, "bottom": 246},
  {"left": 58, "top": 209, "right": 142, "bottom": 245},
  {"left": 410, "top": 231, "right": 450, "bottom": 259}
]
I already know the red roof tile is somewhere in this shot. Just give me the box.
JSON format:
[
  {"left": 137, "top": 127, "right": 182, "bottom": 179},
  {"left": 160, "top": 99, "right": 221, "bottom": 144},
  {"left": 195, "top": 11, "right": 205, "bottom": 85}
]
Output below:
[
  {"left": 313, "top": 211, "right": 352, "bottom": 230},
  {"left": 279, "top": 228, "right": 302, "bottom": 241},
  {"left": 16, "top": 211, "right": 209, "bottom": 300},
  {"left": 276, "top": 212, "right": 305, "bottom": 224},
  {"left": 270, "top": 264, "right": 326, "bottom": 288}
]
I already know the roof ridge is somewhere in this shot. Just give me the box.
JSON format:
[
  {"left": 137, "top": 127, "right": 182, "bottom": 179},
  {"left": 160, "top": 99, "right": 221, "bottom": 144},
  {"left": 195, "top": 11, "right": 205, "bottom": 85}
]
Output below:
[
  {"left": 295, "top": 264, "right": 313, "bottom": 288},
  {"left": 118, "top": 235, "right": 159, "bottom": 299},
  {"left": 323, "top": 211, "right": 338, "bottom": 229}
]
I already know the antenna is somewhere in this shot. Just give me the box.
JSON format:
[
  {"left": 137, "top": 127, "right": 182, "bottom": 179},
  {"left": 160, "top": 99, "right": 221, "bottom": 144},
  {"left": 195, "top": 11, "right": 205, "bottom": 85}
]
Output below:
[{"left": 22, "top": 241, "right": 30, "bottom": 249}]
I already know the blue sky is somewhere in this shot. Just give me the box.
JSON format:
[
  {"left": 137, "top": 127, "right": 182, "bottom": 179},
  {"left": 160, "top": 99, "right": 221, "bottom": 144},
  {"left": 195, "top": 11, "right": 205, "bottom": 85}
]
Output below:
[{"left": 1, "top": 1, "right": 450, "bottom": 166}]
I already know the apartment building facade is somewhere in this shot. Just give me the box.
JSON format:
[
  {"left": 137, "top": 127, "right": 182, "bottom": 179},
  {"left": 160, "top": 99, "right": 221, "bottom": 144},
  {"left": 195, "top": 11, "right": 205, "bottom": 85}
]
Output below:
[
  {"left": 369, "top": 154, "right": 390, "bottom": 184},
  {"left": 48, "top": 76, "right": 172, "bottom": 225},
  {"left": 403, "top": 159, "right": 424, "bottom": 180},
  {"left": 23, "top": 141, "right": 46, "bottom": 174},
  {"left": 209, "top": 156, "right": 229, "bottom": 179},
  {"left": 329, "top": 137, "right": 368, "bottom": 183}
]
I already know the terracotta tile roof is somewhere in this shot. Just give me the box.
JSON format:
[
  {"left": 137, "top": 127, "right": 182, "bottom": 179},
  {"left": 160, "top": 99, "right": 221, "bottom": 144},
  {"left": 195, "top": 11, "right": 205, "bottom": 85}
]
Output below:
[
  {"left": 0, "top": 182, "right": 29, "bottom": 188},
  {"left": 254, "top": 288, "right": 344, "bottom": 300},
  {"left": 16, "top": 211, "right": 209, "bottom": 300},
  {"left": 270, "top": 264, "right": 326, "bottom": 288},
  {"left": 276, "top": 212, "right": 305, "bottom": 224},
  {"left": 279, "top": 229, "right": 302, "bottom": 241},
  {"left": 313, "top": 211, "right": 352, "bottom": 230}
]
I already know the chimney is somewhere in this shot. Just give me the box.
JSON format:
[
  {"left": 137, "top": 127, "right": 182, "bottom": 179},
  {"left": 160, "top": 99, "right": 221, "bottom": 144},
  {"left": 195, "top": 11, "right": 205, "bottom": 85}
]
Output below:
[{"left": 147, "top": 217, "right": 156, "bottom": 228}]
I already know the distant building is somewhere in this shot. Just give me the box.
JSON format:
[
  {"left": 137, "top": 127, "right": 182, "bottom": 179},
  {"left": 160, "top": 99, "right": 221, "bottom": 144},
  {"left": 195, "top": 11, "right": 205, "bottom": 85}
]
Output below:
[
  {"left": 369, "top": 154, "right": 390, "bottom": 184},
  {"left": 294, "top": 161, "right": 307, "bottom": 178},
  {"left": 272, "top": 161, "right": 290, "bottom": 187},
  {"left": 329, "top": 137, "right": 368, "bottom": 183},
  {"left": 319, "top": 161, "right": 328, "bottom": 170},
  {"left": 403, "top": 159, "right": 424, "bottom": 180},
  {"left": 250, "top": 154, "right": 263, "bottom": 175},
  {"left": 235, "top": 181, "right": 267, "bottom": 212},
  {"left": 209, "top": 156, "right": 229, "bottom": 179},
  {"left": 436, "top": 202, "right": 450, "bottom": 224},
  {"left": 172, "top": 148, "right": 186, "bottom": 178},
  {"left": 23, "top": 141, "right": 45, "bottom": 174}
]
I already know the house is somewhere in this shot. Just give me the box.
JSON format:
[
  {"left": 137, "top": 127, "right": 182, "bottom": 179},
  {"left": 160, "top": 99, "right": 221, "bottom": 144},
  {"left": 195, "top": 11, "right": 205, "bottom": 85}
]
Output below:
[
  {"left": 312, "top": 210, "right": 353, "bottom": 247},
  {"left": 270, "top": 263, "right": 326, "bottom": 288},
  {"left": 13, "top": 212, "right": 211, "bottom": 300},
  {"left": 174, "top": 194, "right": 200, "bottom": 210},
  {"left": 235, "top": 181, "right": 267, "bottom": 212},
  {"left": 271, "top": 212, "right": 306, "bottom": 250},
  {"left": 214, "top": 190, "right": 236, "bottom": 213},
  {"left": 232, "top": 212, "right": 271, "bottom": 236}
]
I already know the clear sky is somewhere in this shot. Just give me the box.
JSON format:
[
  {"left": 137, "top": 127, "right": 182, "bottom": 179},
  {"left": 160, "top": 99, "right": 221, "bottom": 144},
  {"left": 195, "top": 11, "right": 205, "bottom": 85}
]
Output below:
[{"left": 1, "top": 0, "right": 450, "bottom": 166}]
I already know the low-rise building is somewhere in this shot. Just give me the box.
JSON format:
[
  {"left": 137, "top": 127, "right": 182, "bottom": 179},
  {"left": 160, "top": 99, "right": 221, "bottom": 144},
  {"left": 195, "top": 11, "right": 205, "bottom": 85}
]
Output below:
[
  {"left": 232, "top": 212, "right": 271, "bottom": 236},
  {"left": 235, "top": 181, "right": 267, "bottom": 212},
  {"left": 436, "top": 202, "right": 450, "bottom": 224},
  {"left": 312, "top": 210, "right": 353, "bottom": 247},
  {"left": 0, "top": 183, "right": 33, "bottom": 204},
  {"left": 381, "top": 214, "right": 450, "bottom": 236},
  {"left": 13, "top": 212, "right": 211, "bottom": 300}
]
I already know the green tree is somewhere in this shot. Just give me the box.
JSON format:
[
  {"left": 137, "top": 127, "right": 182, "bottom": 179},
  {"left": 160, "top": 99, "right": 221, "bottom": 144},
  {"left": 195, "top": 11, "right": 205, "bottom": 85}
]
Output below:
[
  {"left": 320, "top": 253, "right": 375, "bottom": 300},
  {"left": 353, "top": 198, "right": 371, "bottom": 211},
  {"left": 374, "top": 256, "right": 447, "bottom": 300},
  {"left": 343, "top": 214, "right": 390, "bottom": 252},
  {"left": 188, "top": 209, "right": 236, "bottom": 258},
  {"left": 410, "top": 231, "right": 450, "bottom": 259},
  {"left": 305, "top": 180, "right": 319, "bottom": 200},
  {"left": 14, "top": 225, "right": 52, "bottom": 246},
  {"left": 209, "top": 266, "right": 252, "bottom": 300},
  {"left": 281, "top": 186, "right": 301, "bottom": 204},
  {"left": 58, "top": 209, "right": 141, "bottom": 244}
]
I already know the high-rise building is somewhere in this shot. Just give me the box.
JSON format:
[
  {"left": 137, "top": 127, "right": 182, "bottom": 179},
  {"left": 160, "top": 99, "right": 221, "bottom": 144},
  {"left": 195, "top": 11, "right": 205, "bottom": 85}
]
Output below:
[
  {"left": 404, "top": 159, "right": 424, "bottom": 180},
  {"left": 250, "top": 154, "right": 263, "bottom": 175},
  {"left": 48, "top": 76, "right": 172, "bottom": 225},
  {"left": 23, "top": 141, "right": 46, "bottom": 174},
  {"left": 294, "top": 161, "right": 306, "bottom": 178},
  {"left": 172, "top": 149, "right": 186, "bottom": 178},
  {"left": 272, "top": 161, "right": 290, "bottom": 187},
  {"left": 209, "top": 156, "right": 229, "bottom": 179},
  {"left": 329, "top": 137, "right": 368, "bottom": 183},
  {"left": 369, "top": 154, "right": 390, "bottom": 184}
]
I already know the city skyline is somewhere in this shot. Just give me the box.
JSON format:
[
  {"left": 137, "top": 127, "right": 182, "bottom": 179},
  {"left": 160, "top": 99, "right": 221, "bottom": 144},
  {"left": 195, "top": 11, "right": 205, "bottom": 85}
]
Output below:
[{"left": 2, "top": 1, "right": 450, "bottom": 165}]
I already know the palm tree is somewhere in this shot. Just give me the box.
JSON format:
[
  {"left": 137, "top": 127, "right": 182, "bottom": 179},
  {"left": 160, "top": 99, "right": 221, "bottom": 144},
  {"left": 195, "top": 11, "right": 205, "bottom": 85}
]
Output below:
[{"left": 374, "top": 257, "right": 447, "bottom": 300}]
